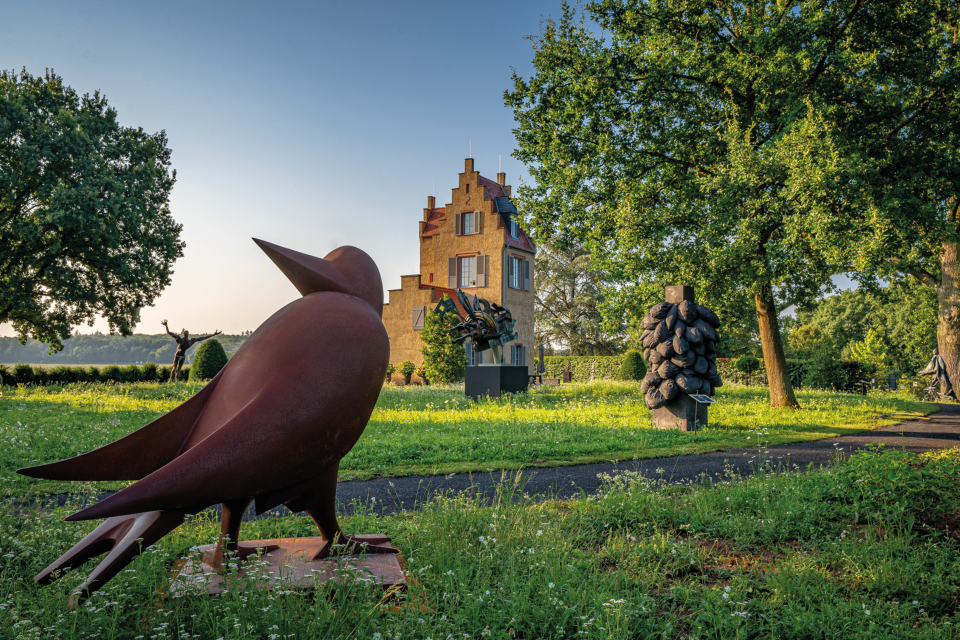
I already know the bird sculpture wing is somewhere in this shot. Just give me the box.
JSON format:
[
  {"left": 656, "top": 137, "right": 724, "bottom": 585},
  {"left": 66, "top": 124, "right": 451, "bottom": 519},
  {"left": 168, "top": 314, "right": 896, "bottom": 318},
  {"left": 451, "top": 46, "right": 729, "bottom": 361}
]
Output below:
[{"left": 18, "top": 370, "right": 225, "bottom": 481}]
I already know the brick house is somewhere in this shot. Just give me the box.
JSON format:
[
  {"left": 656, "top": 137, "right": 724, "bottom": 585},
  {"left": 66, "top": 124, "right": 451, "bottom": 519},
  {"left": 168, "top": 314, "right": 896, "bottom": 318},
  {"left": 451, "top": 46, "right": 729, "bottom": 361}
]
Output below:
[{"left": 382, "top": 158, "right": 536, "bottom": 380}]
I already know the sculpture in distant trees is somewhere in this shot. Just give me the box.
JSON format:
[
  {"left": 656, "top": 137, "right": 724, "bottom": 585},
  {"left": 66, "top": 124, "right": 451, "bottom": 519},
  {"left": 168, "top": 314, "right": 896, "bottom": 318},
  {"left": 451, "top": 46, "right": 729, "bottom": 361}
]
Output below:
[
  {"left": 162, "top": 320, "right": 221, "bottom": 381},
  {"left": 0, "top": 69, "right": 182, "bottom": 353},
  {"left": 918, "top": 349, "right": 957, "bottom": 401}
]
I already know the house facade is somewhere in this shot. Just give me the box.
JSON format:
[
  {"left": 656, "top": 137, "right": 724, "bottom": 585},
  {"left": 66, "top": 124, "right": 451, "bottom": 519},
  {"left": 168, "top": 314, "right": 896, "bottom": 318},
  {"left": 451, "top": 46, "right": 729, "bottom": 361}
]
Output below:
[{"left": 382, "top": 158, "right": 536, "bottom": 379}]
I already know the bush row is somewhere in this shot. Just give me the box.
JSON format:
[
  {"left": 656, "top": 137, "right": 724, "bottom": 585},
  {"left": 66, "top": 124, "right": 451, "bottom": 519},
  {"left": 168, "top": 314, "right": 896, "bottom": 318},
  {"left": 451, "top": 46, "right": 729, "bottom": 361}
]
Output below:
[
  {"left": 715, "top": 358, "right": 872, "bottom": 392},
  {"left": 540, "top": 355, "right": 627, "bottom": 380},
  {"left": 0, "top": 363, "right": 189, "bottom": 386}
]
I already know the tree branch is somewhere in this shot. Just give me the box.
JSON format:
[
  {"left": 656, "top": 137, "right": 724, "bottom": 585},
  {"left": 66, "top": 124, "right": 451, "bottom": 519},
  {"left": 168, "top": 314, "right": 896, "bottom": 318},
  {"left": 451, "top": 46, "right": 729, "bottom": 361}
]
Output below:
[
  {"left": 890, "top": 258, "right": 939, "bottom": 290},
  {"left": 886, "top": 86, "right": 946, "bottom": 140}
]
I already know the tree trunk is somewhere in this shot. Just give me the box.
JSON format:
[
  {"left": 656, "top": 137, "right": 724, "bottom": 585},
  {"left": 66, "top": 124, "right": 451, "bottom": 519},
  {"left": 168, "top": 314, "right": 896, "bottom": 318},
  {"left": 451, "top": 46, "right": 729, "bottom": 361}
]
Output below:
[
  {"left": 754, "top": 284, "right": 800, "bottom": 409},
  {"left": 938, "top": 241, "right": 960, "bottom": 388}
]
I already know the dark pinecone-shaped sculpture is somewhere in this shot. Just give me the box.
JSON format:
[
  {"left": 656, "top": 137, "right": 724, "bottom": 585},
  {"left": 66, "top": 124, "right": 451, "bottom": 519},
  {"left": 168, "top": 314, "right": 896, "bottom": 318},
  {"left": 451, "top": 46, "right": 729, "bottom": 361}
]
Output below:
[{"left": 639, "top": 297, "right": 723, "bottom": 410}]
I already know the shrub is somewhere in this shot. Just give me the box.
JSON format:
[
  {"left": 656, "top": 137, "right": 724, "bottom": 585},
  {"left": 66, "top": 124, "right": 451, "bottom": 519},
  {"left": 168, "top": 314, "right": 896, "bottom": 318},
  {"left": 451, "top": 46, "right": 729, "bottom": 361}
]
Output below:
[
  {"left": 157, "top": 365, "right": 171, "bottom": 381},
  {"left": 49, "top": 366, "right": 79, "bottom": 384},
  {"left": 87, "top": 366, "right": 102, "bottom": 382},
  {"left": 180, "top": 365, "right": 190, "bottom": 379},
  {"left": 618, "top": 350, "right": 645, "bottom": 381},
  {"left": 733, "top": 356, "right": 760, "bottom": 375},
  {"left": 542, "top": 356, "right": 626, "bottom": 380},
  {"left": 0, "top": 365, "right": 12, "bottom": 386},
  {"left": 101, "top": 365, "right": 122, "bottom": 382},
  {"left": 189, "top": 339, "right": 228, "bottom": 381},
  {"left": 32, "top": 367, "right": 49, "bottom": 385},
  {"left": 120, "top": 364, "right": 143, "bottom": 383},
  {"left": 414, "top": 364, "right": 428, "bottom": 382},
  {"left": 141, "top": 362, "right": 160, "bottom": 382},
  {"left": 12, "top": 363, "right": 34, "bottom": 385},
  {"left": 420, "top": 304, "right": 467, "bottom": 383},
  {"left": 398, "top": 360, "right": 416, "bottom": 376}
]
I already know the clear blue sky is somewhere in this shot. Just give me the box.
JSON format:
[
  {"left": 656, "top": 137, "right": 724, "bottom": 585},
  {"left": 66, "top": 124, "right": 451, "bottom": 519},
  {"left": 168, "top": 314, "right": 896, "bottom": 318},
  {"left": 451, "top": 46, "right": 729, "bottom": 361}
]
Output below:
[{"left": 1, "top": 0, "right": 556, "bottom": 337}]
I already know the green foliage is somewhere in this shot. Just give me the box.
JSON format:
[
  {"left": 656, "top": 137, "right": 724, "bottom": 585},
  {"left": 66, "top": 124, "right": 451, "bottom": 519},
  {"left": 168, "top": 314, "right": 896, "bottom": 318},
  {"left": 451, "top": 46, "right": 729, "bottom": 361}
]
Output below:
[
  {"left": 86, "top": 366, "right": 101, "bottom": 382},
  {"left": 733, "top": 356, "right": 760, "bottom": 375},
  {"left": 188, "top": 339, "right": 228, "bottom": 381},
  {"left": 506, "top": 0, "right": 959, "bottom": 405},
  {"left": 542, "top": 355, "right": 625, "bottom": 380},
  {"left": 100, "top": 365, "right": 121, "bottom": 382},
  {"left": 385, "top": 363, "right": 395, "bottom": 376},
  {"left": 0, "top": 69, "right": 184, "bottom": 352},
  {"left": 837, "top": 446, "right": 960, "bottom": 524},
  {"left": 535, "top": 240, "right": 622, "bottom": 354},
  {"left": 12, "top": 363, "right": 33, "bottom": 384},
  {"left": 0, "top": 332, "right": 250, "bottom": 365},
  {"left": 397, "top": 360, "right": 416, "bottom": 376},
  {"left": 848, "top": 328, "right": 891, "bottom": 375},
  {"left": 617, "top": 350, "right": 645, "bottom": 381},
  {"left": 787, "top": 324, "right": 823, "bottom": 359},
  {"left": 414, "top": 364, "right": 427, "bottom": 381},
  {"left": 118, "top": 364, "right": 141, "bottom": 383},
  {"left": 141, "top": 362, "right": 159, "bottom": 382},
  {"left": 420, "top": 305, "right": 466, "bottom": 384}
]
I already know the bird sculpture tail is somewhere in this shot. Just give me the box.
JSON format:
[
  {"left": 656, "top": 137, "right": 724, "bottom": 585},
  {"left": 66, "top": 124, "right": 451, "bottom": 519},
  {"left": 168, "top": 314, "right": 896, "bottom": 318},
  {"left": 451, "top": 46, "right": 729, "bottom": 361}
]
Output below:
[{"left": 35, "top": 509, "right": 191, "bottom": 607}]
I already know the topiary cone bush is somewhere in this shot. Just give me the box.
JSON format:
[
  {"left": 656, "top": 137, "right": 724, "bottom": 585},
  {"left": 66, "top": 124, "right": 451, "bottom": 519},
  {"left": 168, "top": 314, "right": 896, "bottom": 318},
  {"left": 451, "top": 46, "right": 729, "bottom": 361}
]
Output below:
[
  {"left": 733, "top": 355, "right": 760, "bottom": 385},
  {"left": 189, "top": 339, "right": 228, "bottom": 381},
  {"left": 618, "top": 350, "right": 646, "bottom": 381},
  {"left": 639, "top": 298, "right": 723, "bottom": 409},
  {"left": 420, "top": 303, "right": 467, "bottom": 384}
]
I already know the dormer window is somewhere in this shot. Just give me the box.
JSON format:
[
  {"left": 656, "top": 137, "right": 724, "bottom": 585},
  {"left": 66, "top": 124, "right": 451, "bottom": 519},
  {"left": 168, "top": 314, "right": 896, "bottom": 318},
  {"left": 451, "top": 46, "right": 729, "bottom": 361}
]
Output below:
[{"left": 510, "top": 216, "right": 520, "bottom": 239}]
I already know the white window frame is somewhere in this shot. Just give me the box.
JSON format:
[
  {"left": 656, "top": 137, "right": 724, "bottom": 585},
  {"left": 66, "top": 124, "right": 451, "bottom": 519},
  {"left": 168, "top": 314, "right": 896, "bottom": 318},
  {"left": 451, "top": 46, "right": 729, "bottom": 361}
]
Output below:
[
  {"left": 510, "top": 216, "right": 519, "bottom": 239},
  {"left": 508, "top": 256, "right": 522, "bottom": 289},
  {"left": 462, "top": 211, "right": 474, "bottom": 235},
  {"left": 460, "top": 256, "right": 477, "bottom": 288}
]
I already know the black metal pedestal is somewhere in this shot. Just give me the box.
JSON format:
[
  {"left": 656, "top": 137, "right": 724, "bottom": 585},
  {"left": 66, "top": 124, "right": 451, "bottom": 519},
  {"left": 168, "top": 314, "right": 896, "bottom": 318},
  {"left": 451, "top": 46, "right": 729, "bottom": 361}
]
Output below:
[{"left": 464, "top": 365, "right": 529, "bottom": 400}]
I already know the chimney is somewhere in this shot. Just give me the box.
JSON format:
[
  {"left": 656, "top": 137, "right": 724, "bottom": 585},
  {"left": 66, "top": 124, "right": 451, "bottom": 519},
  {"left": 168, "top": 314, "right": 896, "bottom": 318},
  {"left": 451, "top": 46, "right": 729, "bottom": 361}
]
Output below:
[
  {"left": 496, "top": 172, "right": 505, "bottom": 185},
  {"left": 465, "top": 158, "right": 474, "bottom": 173},
  {"left": 427, "top": 195, "right": 435, "bottom": 209}
]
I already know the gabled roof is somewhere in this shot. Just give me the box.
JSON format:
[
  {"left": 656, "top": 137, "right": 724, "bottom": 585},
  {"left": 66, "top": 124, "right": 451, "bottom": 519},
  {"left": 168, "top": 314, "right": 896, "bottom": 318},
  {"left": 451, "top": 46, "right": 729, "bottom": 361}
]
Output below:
[
  {"left": 478, "top": 175, "right": 505, "bottom": 200},
  {"left": 494, "top": 197, "right": 516, "bottom": 214}
]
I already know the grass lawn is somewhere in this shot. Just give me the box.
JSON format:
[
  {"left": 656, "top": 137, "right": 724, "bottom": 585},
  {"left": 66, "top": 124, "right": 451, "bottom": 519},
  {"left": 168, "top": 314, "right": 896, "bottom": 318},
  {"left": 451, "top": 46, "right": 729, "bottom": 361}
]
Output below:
[
  {"left": 2, "top": 446, "right": 958, "bottom": 638},
  {"left": 0, "top": 381, "right": 935, "bottom": 496}
]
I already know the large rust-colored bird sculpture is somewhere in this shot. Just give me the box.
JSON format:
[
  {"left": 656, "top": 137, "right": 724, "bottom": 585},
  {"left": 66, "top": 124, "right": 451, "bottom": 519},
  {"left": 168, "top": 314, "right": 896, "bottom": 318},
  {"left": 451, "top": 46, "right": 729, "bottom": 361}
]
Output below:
[{"left": 18, "top": 240, "right": 394, "bottom": 602}]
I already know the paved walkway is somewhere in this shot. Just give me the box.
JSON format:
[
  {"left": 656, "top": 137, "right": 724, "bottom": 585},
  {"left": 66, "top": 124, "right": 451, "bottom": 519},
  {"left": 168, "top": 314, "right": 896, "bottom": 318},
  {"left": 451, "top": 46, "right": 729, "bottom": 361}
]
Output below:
[
  {"left": 325, "top": 402, "right": 960, "bottom": 516},
  {"left": 30, "top": 403, "right": 960, "bottom": 520}
]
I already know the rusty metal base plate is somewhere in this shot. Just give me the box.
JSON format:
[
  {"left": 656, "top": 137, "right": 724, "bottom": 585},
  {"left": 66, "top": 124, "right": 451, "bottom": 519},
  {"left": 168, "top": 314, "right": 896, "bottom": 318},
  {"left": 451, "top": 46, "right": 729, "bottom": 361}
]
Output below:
[{"left": 170, "top": 535, "right": 404, "bottom": 595}]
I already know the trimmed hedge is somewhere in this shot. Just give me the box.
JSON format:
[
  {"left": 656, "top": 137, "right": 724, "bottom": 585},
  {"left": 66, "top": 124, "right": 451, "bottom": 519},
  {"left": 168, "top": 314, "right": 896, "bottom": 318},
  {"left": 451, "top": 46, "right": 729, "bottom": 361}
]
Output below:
[
  {"left": 541, "top": 356, "right": 627, "bottom": 381},
  {"left": 716, "top": 357, "right": 869, "bottom": 392},
  {"left": 0, "top": 362, "right": 194, "bottom": 386}
]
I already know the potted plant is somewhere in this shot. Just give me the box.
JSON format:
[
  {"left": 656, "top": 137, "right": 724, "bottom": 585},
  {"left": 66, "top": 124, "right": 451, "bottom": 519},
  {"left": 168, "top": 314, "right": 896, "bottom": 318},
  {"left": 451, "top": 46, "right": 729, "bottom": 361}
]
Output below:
[
  {"left": 398, "top": 360, "right": 416, "bottom": 385},
  {"left": 415, "top": 363, "right": 428, "bottom": 385},
  {"left": 385, "top": 363, "right": 395, "bottom": 384}
]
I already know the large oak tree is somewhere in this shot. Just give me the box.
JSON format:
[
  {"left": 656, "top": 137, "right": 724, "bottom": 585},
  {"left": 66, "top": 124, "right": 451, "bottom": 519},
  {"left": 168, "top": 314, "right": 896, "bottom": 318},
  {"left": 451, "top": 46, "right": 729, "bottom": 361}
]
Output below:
[
  {"left": 506, "top": 0, "right": 960, "bottom": 407},
  {"left": 1, "top": 69, "right": 183, "bottom": 352}
]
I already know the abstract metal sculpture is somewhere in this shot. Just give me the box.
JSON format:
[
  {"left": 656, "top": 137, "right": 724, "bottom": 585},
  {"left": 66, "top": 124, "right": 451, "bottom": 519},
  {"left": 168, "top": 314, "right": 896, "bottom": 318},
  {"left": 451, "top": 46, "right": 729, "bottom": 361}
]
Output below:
[
  {"left": 18, "top": 240, "right": 396, "bottom": 602},
  {"left": 640, "top": 286, "right": 723, "bottom": 430},
  {"left": 918, "top": 348, "right": 957, "bottom": 401},
  {"left": 434, "top": 288, "right": 518, "bottom": 364}
]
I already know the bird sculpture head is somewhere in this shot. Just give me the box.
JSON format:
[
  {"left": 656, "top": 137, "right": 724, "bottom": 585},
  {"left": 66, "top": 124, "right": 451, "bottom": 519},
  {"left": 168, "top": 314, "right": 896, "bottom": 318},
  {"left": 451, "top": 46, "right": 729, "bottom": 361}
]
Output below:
[{"left": 253, "top": 239, "right": 384, "bottom": 316}]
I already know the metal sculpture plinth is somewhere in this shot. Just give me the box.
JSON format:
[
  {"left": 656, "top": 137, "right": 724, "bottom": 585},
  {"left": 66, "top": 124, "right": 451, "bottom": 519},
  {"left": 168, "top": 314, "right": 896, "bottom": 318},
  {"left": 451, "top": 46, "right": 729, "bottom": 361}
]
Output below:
[
  {"left": 465, "top": 364, "right": 529, "bottom": 400},
  {"left": 171, "top": 535, "right": 405, "bottom": 596}
]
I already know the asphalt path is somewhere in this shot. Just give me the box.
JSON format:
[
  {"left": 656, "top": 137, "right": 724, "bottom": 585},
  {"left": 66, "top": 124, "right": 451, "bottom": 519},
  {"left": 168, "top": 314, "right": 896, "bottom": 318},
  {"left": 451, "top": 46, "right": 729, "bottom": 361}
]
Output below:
[{"left": 28, "top": 403, "right": 960, "bottom": 520}]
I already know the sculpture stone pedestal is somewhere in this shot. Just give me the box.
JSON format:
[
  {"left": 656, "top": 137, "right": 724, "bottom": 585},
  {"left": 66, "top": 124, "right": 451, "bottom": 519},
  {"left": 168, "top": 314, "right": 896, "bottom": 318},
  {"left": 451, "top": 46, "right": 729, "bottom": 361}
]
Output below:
[
  {"left": 652, "top": 394, "right": 706, "bottom": 432},
  {"left": 465, "top": 365, "right": 529, "bottom": 400},
  {"left": 170, "top": 535, "right": 405, "bottom": 596}
]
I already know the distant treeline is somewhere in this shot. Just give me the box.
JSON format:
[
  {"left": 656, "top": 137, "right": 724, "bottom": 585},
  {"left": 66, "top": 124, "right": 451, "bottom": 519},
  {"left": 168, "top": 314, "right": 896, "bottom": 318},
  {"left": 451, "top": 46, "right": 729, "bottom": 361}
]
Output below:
[{"left": 0, "top": 333, "right": 251, "bottom": 365}]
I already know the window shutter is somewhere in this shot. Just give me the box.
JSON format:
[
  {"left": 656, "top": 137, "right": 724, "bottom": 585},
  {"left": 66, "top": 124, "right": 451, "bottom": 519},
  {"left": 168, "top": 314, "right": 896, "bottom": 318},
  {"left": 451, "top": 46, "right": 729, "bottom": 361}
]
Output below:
[
  {"left": 476, "top": 254, "right": 486, "bottom": 287},
  {"left": 455, "top": 213, "right": 462, "bottom": 236},
  {"left": 448, "top": 257, "right": 457, "bottom": 288},
  {"left": 522, "top": 345, "right": 527, "bottom": 367},
  {"left": 508, "top": 256, "right": 515, "bottom": 287},
  {"left": 412, "top": 306, "right": 426, "bottom": 330},
  {"left": 465, "top": 342, "right": 473, "bottom": 366},
  {"left": 477, "top": 211, "right": 483, "bottom": 234},
  {"left": 523, "top": 259, "right": 530, "bottom": 291}
]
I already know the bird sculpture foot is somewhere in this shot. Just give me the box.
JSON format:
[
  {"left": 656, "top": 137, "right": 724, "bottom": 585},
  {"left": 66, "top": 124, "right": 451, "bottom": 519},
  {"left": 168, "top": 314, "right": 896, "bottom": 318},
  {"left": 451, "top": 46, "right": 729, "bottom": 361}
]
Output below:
[
  {"left": 202, "top": 541, "right": 281, "bottom": 570},
  {"left": 312, "top": 534, "right": 398, "bottom": 561}
]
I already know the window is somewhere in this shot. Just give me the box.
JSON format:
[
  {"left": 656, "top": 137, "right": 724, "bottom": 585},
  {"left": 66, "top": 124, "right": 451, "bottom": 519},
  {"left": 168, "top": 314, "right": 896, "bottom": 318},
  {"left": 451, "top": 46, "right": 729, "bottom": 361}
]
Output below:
[
  {"left": 466, "top": 183, "right": 471, "bottom": 194},
  {"left": 429, "top": 272, "right": 433, "bottom": 283},
  {"left": 508, "top": 256, "right": 522, "bottom": 289},
  {"left": 466, "top": 342, "right": 483, "bottom": 366},
  {"left": 462, "top": 212, "right": 474, "bottom": 235},
  {"left": 511, "top": 344, "right": 526, "bottom": 366},
  {"left": 460, "top": 256, "right": 476, "bottom": 287},
  {"left": 510, "top": 216, "right": 519, "bottom": 239}
]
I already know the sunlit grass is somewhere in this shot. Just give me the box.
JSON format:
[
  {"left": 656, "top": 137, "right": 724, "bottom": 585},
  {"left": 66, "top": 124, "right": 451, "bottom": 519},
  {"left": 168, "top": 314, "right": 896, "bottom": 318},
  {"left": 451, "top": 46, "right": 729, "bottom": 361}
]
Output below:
[{"left": 0, "top": 381, "right": 934, "bottom": 495}]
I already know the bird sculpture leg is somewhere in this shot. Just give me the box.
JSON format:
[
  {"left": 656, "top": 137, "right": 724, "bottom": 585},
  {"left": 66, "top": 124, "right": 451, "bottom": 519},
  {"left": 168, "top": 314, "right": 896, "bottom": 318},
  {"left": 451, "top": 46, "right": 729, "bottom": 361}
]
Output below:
[
  {"left": 285, "top": 464, "right": 396, "bottom": 560},
  {"left": 203, "top": 498, "right": 278, "bottom": 569},
  {"left": 35, "top": 509, "right": 191, "bottom": 607}
]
